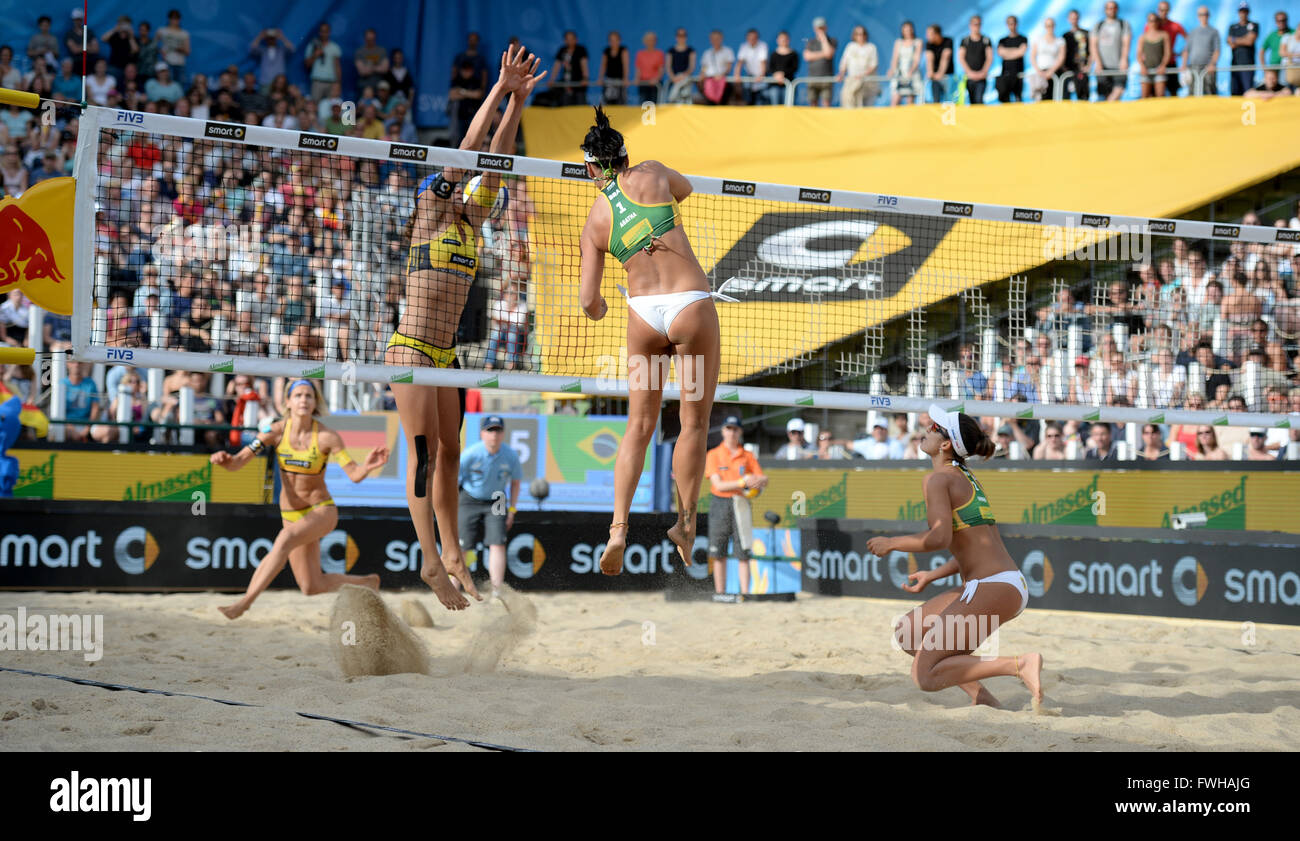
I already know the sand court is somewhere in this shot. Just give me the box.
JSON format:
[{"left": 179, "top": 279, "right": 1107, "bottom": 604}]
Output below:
[{"left": 1, "top": 590, "right": 1297, "bottom": 751}]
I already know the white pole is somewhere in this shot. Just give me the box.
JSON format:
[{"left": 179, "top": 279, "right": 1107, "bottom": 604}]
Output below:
[
  {"left": 992, "top": 368, "right": 1006, "bottom": 402},
  {"left": 1170, "top": 441, "right": 1185, "bottom": 461},
  {"left": 1125, "top": 422, "right": 1139, "bottom": 454},
  {"left": 116, "top": 380, "right": 133, "bottom": 444},
  {"left": 147, "top": 368, "right": 164, "bottom": 406},
  {"left": 907, "top": 372, "right": 922, "bottom": 398},
  {"left": 1231, "top": 441, "right": 1245, "bottom": 460},
  {"left": 1243, "top": 361, "right": 1260, "bottom": 410},
  {"left": 869, "top": 373, "right": 886, "bottom": 395},
  {"left": 28, "top": 304, "right": 45, "bottom": 355},
  {"left": 1288, "top": 441, "right": 1300, "bottom": 460},
  {"left": 1065, "top": 438, "right": 1080, "bottom": 460},
  {"left": 211, "top": 315, "right": 227, "bottom": 353},
  {"left": 1212, "top": 317, "right": 1227, "bottom": 357},
  {"left": 1053, "top": 349, "right": 1066, "bottom": 401},
  {"left": 1009, "top": 440, "right": 1023, "bottom": 460},
  {"left": 981, "top": 329, "right": 996, "bottom": 377},
  {"left": 150, "top": 312, "right": 165, "bottom": 349},
  {"left": 1186, "top": 361, "right": 1203, "bottom": 402},
  {"left": 925, "top": 353, "right": 940, "bottom": 399},
  {"left": 326, "top": 378, "right": 342, "bottom": 412},
  {"left": 1039, "top": 361, "right": 1051, "bottom": 404},
  {"left": 1112, "top": 322, "right": 1128, "bottom": 352},
  {"left": 1115, "top": 441, "right": 1130, "bottom": 460},
  {"left": 178, "top": 386, "right": 195, "bottom": 446},
  {"left": 1067, "top": 323, "right": 1082, "bottom": 365},
  {"left": 1137, "top": 362, "right": 1150, "bottom": 409},
  {"left": 48, "top": 353, "right": 67, "bottom": 443},
  {"left": 91, "top": 305, "right": 107, "bottom": 346}
]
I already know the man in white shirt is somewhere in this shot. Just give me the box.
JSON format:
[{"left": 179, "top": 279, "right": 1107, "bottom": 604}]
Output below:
[
  {"left": 700, "top": 29, "right": 735, "bottom": 104},
  {"left": 837, "top": 25, "right": 879, "bottom": 107},
  {"left": 774, "top": 418, "right": 814, "bottom": 459},
  {"left": 853, "top": 420, "right": 903, "bottom": 459},
  {"left": 734, "top": 29, "right": 769, "bottom": 105},
  {"left": 1031, "top": 17, "right": 1066, "bottom": 100}
]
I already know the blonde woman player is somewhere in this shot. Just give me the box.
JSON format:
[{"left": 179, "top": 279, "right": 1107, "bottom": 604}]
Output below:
[
  {"left": 867, "top": 405, "right": 1044, "bottom": 708},
  {"left": 385, "top": 45, "right": 544, "bottom": 610},
  {"left": 210, "top": 379, "right": 389, "bottom": 619},
  {"left": 578, "top": 105, "right": 723, "bottom": 575}
]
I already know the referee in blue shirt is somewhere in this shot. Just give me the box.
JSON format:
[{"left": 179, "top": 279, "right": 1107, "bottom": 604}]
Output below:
[{"left": 458, "top": 415, "right": 523, "bottom": 599}]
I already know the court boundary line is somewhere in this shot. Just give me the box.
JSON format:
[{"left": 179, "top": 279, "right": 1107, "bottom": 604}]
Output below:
[{"left": 0, "top": 666, "right": 537, "bottom": 752}]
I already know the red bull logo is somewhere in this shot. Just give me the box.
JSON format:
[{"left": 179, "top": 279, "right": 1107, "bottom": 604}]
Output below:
[
  {"left": 0, "top": 205, "right": 65, "bottom": 288},
  {"left": 0, "top": 177, "right": 75, "bottom": 314}
]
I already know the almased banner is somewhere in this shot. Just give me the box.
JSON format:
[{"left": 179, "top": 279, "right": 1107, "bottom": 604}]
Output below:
[
  {"left": 10, "top": 450, "right": 266, "bottom": 504},
  {"left": 801, "top": 519, "right": 1300, "bottom": 625},
  {"left": 750, "top": 467, "right": 1298, "bottom": 533}
]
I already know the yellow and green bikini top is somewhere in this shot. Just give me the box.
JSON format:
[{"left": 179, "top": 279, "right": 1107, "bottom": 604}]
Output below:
[
  {"left": 602, "top": 174, "right": 682, "bottom": 264},
  {"left": 951, "top": 461, "right": 996, "bottom": 531},
  {"left": 276, "top": 416, "right": 329, "bottom": 475},
  {"left": 408, "top": 217, "right": 478, "bottom": 281}
]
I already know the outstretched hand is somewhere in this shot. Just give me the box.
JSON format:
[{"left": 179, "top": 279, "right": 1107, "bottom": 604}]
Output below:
[{"left": 499, "top": 44, "right": 547, "bottom": 93}]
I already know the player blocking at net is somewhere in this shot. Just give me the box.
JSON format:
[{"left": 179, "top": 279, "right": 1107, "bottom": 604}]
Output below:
[
  {"left": 386, "top": 45, "right": 544, "bottom": 610},
  {"left": 867, "top": 405, "right": 1044, "bottom": 709},
  {"left": 578, "top": 107, "right": 722, "bottom": 576}
]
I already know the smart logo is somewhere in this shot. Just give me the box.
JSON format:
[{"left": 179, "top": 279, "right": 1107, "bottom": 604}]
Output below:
[
  {"left": 1021, "top": 549, "right": 1055, "bottom": 598},
  {"left": 506, "top": 532, "right": 547, "bottom": 579},
  {"left": 114, "top": 526, "right": 159, "bottom": 575},
  {"left": 319, "top": 530, "right": 360, "bottom": 574},
  {"left": 1171, "top": 555, "right": 1207, "bottom": 606}
]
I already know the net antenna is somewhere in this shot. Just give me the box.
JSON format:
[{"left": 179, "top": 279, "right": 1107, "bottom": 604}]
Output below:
[{"left": 71, "top": 106, "right": 1298, "bottom": 430}]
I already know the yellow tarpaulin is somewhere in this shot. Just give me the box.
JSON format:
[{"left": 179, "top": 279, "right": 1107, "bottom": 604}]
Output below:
[
  {"left": 522, "top": 98, "right": 1300, "bottom": 215},
  {"left": 520, "top": 99, "right": 1300, "bottom": 381}
]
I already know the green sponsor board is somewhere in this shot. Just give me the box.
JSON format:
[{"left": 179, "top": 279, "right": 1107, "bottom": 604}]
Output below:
[
  {"left": 719, "top": 390, "right": 739, "bottom": 402},
  {"left": 209, "top": 359, "right": 235, "bottom": 373},
  {"left": 478, "top": 376, "right": 499, "bottom": 388},
  {"left": 561, "top": 381, "right": 583, "bottom": 393},
  {"left": 301, "top": 365, "right": 326, "bottom": 379},
  {"left": 1020, "top": 473, "right": 1100, "bottom": 525},
  {"left": 122, "top": 463, "right": 213, "bottom": 502},
  {"left": 389, "top": 371, "right": 414, "bottom": 384},
  {"left": 14, "top": 452, "right": 56, "bottom": 499},
  {"left": 784, "top": 473, "right": 847, "bottom": 524},
  {"left": 795, "top": 394, "right": 814, "bottom": 406},
  {"left": 896, "top": 498, "right": 927, "bottom": 522},
  {"left": 1160, "top": 475, "right": 1247, "bottom": 530}
]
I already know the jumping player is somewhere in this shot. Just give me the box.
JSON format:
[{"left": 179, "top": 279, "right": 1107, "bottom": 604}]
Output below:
[
  {"left": 385, "top": 45, "right": 544, "bottom": 609},
  {"left": 210, "top": 379, "right": 389, "bottom": 620},
  {"left": 578, "top": 105, "right": 723, "bottom": 575},
  {"left": 867, "top": 404, "right": 1044, "bottom": 708}
]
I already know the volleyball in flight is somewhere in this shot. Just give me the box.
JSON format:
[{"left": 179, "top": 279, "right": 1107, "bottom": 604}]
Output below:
[{"left": 463, "top": 174, "right": 510, "bottom": 219}]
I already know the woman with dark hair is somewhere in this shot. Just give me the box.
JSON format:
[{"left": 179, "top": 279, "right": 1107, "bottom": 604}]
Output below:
[
  {"left": 210, "top": 379, "right": 389, "bottom": 619},
  {"left": 385, "top": 45, "right": 544, "bottom": 610},
  {"left": 578, "top": 105, "right": 723, "bottom": 575},
  {"left": 867, "top": 404, "right": 1044, "bottom": 709}
]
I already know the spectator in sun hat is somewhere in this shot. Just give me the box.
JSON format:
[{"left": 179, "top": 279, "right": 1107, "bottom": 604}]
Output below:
[
  {"left": 145, "top": 62, "right": 182, "bottom": 103},
  {"left": 774, "top": 417, "right": 815, "bottom": 459}
]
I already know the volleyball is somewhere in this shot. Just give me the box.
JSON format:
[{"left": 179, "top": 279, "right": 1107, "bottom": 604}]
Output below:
[{"left": 463, "top": 174, "right": 510, "bottom": 219}]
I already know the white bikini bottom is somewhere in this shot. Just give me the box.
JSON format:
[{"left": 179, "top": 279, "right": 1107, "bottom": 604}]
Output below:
[
  {"left": 619, "top": 285, "right": 735, "bottom": 338},
  {"left": 960, "top": 570, "right": 1029, "bottom": 617}
]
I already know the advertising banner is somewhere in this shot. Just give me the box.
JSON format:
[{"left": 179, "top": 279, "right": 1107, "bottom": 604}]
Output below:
[
  {"left": 754, "top": 467, "right": 1299, "bottom": 533},
  {"left": 800, "top": 519, "right": 1300, "bottom": 625},
  {"left": 0, "top": 502, "right": 754, "bottom": 593},
  {"left": 10, "top": 450, "right": 267, "bottom": 503}
]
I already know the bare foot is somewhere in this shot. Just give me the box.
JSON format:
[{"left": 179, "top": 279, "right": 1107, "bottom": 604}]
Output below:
[
  {"left": 600, "top": 524, "right": 627, "bottom": 575},
  {"left": 666, "top": 510, "right": 696, "bottom": 567},
  {"left": 1016, "top": 653, "right": 1044, "bottom": 709},
  {"left": 420, "top": 563, "right": 469, "bottom": 611},
  {"left": 441, "top": 550, "right": 482, "bottom": 602},
  {"left": 972, "top": 686, "right": 1003, "bottom": 708},
  {"left": 218, "top": 602, "right": 247, "bottom": 620}
]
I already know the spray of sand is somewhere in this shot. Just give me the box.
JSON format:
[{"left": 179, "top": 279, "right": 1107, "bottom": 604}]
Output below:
[
  {"left": 329, "top": 584, "right": 538, "bottom": 678},
  {"left": 330, "top": 585, "right": 431, "bottom": 677}
]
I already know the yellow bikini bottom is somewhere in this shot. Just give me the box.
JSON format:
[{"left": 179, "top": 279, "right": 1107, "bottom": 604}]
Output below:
[
  {"left": 280, "top": 499, "right": 336, "bottom": 522},
  {"left": 386, "top": 331, "right": 456, "bottom": 368}
]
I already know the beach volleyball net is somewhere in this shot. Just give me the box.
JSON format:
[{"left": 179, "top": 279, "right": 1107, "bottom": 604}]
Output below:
[{"left": 72, "top": 106, "right": 1297, "bottom": 428}]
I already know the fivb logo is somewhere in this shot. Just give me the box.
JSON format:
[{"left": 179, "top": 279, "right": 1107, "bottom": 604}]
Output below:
[
  {"left": 1043, "top": 216, "right": 1151, "bottom": 266},
  {"left": 50, "top": 771, "right": 151, "bottom": 821}
]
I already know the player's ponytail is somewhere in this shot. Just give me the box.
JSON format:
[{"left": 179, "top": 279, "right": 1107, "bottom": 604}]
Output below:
[
  {"left": 957, "top": 414, "right": 996, "bottom": 462},
  {"left": 580, "top": 105, "right": 628, "bottom": 173}
]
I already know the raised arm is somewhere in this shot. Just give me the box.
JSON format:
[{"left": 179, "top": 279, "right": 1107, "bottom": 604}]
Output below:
[
  {"left": 211, "top": 420, "right": 282, "bottom": 472},
  {"left": 319, "top": 427, "right": 389, "bottom": 482}
]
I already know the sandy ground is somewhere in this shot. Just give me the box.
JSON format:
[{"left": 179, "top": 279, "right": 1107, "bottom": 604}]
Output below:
[{"left": 1, "top": 588, "right": 1297, "bottom": 751}]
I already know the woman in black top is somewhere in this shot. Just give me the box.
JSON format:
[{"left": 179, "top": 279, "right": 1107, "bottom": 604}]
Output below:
[
  {"left": 768, "top": 31, "right": 799, "bottom": 105},
  {"left": 599, "top": 31, "right": 630, "bottom": 104}
]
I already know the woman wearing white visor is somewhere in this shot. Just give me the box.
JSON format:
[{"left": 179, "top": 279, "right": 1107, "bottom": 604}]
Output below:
[{"left": 867, "top": 404, "right": 1044, "bottom": 709}]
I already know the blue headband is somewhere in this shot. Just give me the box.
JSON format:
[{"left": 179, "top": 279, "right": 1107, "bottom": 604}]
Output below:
[{"left": 289, "top": 378, "right": 315, "bottom": 396}]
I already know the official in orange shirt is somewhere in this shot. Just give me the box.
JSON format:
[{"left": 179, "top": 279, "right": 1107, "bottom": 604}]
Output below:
[{"left": 704, "top": 415, "right": 768, "bottom": 599}]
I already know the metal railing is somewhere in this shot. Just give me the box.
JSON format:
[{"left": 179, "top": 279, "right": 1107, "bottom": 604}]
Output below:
[{"left": 542, "top": 61, "right": 1297, "bottom": 106}]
